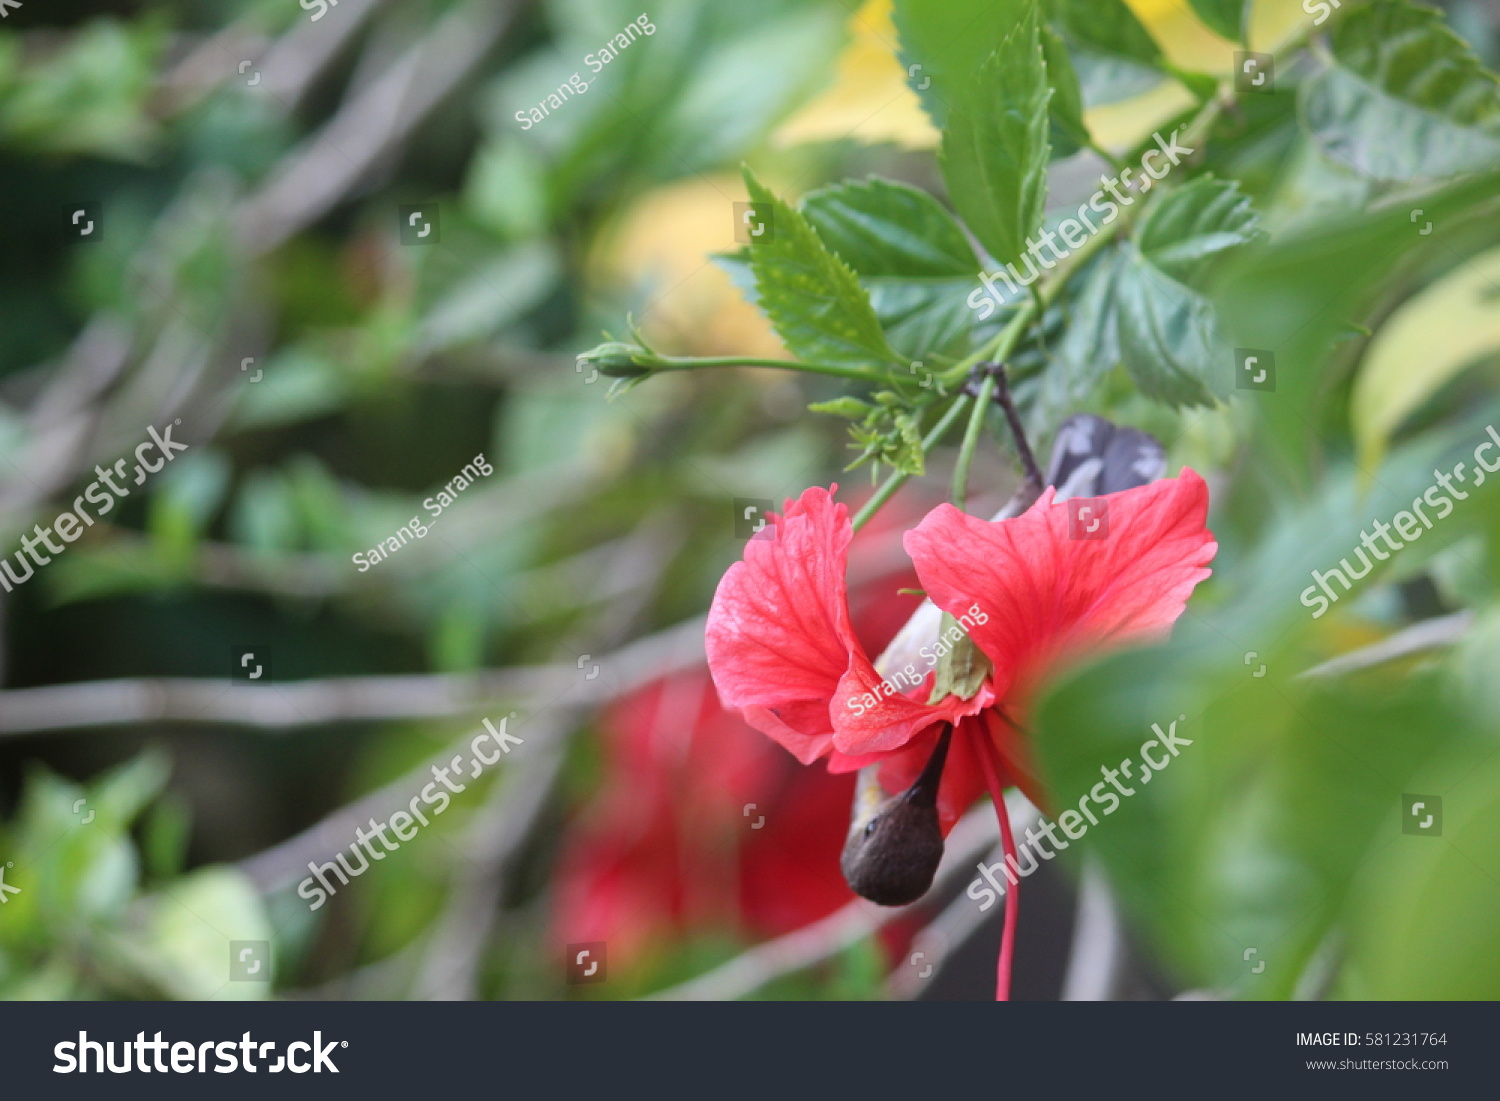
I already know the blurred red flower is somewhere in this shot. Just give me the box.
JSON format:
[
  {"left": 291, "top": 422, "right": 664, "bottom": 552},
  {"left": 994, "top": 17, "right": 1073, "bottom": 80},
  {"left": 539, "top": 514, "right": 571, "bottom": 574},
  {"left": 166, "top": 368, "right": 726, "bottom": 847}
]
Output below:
[{"left": 551, "top": 500, "right": 928, "bottom": 966}]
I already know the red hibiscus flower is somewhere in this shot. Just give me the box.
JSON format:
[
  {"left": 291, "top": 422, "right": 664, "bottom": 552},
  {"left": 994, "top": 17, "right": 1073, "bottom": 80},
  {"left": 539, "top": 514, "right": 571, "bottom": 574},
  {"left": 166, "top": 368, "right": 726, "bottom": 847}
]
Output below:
[
  {"left": 705, "top": 469, "right": 1216, "bottom": 995},
  {"left": 552, "top": 498, "right": 932, "bottom": 974}
]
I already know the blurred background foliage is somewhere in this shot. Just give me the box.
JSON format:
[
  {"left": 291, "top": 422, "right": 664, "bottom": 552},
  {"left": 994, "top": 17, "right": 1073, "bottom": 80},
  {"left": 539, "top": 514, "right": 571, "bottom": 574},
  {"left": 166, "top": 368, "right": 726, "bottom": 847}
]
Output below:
[{"left": 0, "top": 0, "right": 1497, "bottom": 1000}]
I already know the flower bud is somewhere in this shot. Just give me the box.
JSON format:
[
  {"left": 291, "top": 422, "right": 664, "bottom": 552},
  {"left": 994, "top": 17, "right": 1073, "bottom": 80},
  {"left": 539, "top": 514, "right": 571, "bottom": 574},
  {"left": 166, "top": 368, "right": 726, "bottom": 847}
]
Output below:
[{"left": 578, "top": 341, "right": 655, "bottom": 378}]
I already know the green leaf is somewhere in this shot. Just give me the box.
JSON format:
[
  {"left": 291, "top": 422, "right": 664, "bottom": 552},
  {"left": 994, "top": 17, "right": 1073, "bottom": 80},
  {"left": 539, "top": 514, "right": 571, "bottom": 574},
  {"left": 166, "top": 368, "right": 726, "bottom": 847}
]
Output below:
[
  {"left": 1040, "top": 23, "right": 1090, "bottom": 157},
  {"left": 90, "top": 752, "right": 171, "bottom": 827},
  {"left": 1020, "top": 249, "right": 1123, "bottom": 441},
  {"left": 927, "top": 613, "right": 992, "bottom": 702},
  {"left": 1111, "top": 179, "right": 1262, "bottom": 406},
  {"left": 1032, "top": 411, "right": 1500, "bottom": 994},
  {"left": 1045, "top": 0, "right": 1163, "bottom": 106},
  {"left": 893, "top": 0, "right": 1031, "bottom": 129},
  {"left": 133, "top": 868, "right": 273, "bottom": 1000},
  {"left": 228, "top": 350, "right": 350, "bottom": 432},
  {"left": 1214, "top": 166, "right": 1500, "bottom": 478},
  {"left": 520, "top": 1, "right": 848, "bottom": 205},
  {"left": 741, "top": 170, "right": 903, "bottom": 368},
  {"left": 801, "top": 177, "right": 980, "bottom": 359},
  {"left": 1348, "top": 751, "right": 1500, "bottom": 998},
  {"left": 940, "top": 8, "right": 1051, "bottom": 271},
  {"left": 1111, "top": 253, "right": 1227, "bottom": 406},
  {"left": 1187, "top": 0, "right": 1248, "bottom": 43},
  {"left": 801, "top": 178, "right": 977, "bottom": 277},
  {"left": 1300, "top": 0, "right": 1500, "bottom": 181},
  {"left": 0, "top": 20, "right": 164, "bottom": 160},
  {"left": 1136, "top": 176, "right": 1263, "bottom": 284}
]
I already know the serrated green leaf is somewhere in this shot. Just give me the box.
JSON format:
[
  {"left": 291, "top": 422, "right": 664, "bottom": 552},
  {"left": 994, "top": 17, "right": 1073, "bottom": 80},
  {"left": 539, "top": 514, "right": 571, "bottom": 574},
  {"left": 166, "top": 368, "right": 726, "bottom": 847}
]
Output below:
[
  {"left": 1112, "top": 250, "right": 1226, "bottom": 406},
  {"left": 1045, "top": 0, "right": 1163, "bottom": 106},
  {"left": 802, "top": 178, "right": 977, "bottom": 276},
  {"left": 741, "top": 170, "right": 903, "bottom": 368},
  {"left": 940, "top": 8, "right": 1051, "bottom": 271},
  {"left": 1137, "top": 177, "right": 1262, "bottom": 284},
  {"left": 801, "top": 177, "right": 979, "bottom": 360},
  {"left": 1020, "top": 248, "right": 1123, "bottom": 441},
  {"left": 1300, "top": 0, "right": 1500, "bottom": 181},
  {"left": 1021, "top": 180, "right": 1259, "bottom": 411},
  {"left": 893, "top": 0, "right": 1031, "bottom": 129},
  {"left": 1187, "top": 0, "right": 1248, "bottom": 43}
]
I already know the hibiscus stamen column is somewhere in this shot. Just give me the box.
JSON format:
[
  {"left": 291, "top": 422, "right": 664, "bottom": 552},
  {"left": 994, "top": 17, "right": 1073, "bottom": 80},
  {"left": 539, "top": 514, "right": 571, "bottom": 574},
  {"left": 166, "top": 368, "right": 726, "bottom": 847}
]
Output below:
[{"left": 976, "top": 733, "right": 1019, "bottom": 1002}]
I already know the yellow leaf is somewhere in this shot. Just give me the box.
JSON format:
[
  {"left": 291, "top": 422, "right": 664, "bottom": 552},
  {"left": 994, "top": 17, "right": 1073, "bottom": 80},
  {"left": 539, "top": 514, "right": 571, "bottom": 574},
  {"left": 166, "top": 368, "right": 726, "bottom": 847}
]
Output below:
[
  {"left": 772, "top": 0, "right": 936, "bottom": 149},
  {"left": 1352, "top": 246, "right": 1500, "bottom": 472},
  {"left": 1127, "top": 0, "right": 1232, "bottom": 69},
  {"left": 771, "top": 0, "right": 1300, "bottom": 154},
  {"left": 592, "top": 175, "right": 788, "bottom": 359}
]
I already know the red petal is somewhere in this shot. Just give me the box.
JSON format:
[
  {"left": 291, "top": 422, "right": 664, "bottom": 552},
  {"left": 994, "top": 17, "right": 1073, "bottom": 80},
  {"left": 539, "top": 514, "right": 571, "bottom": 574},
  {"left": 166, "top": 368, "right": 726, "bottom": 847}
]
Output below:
[
  {"left": 830, "top": 658, "right": 990, "bottom": 755},
  {"left": 706, "top": 486, "right": 861, "bottom": 764},
  {"left": 904, "top": 470, "right": 1216, "bottom": 702}
]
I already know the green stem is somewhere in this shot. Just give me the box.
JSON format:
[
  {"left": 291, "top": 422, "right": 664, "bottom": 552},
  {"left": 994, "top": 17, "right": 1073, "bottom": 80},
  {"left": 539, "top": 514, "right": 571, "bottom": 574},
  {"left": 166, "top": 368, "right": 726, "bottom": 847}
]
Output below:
[
  {"left": 950, "top": 373, "right": 995, "bottom": 507},
  {"left": 939, "top": 209, "right": 1126, "bottom": 392},
  {"left": 851, "top": 396, "right": 970, "bottom": 533},
  {"left": 1087, "top": 138, "right": 1127, "bottom": 173},
  {"left": 650, "top": 356, "right": 887, "bottom": 384}
]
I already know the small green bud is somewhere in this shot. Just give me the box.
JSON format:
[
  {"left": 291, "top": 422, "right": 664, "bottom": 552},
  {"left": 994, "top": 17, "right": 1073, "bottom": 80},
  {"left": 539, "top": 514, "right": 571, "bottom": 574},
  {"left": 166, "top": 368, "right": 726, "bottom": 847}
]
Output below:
[
  {"left": 808, "top": 397, "right": 873, "bottom": 419},
  {"left": 578, "top": 341, "right": 655, "bottom": 378}
]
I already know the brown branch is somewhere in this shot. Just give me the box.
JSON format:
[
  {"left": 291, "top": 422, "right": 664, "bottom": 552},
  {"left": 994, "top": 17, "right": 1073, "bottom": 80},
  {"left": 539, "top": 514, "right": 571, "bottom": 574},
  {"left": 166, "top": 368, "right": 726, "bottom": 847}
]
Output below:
[
  {"left": 408, "top": 513, "right": 681, "bottom": 999},
  {"left": 0, "top": 616, "right": 706, "bottom": 737},
  {"left": 235, "top": 0, "right": 524, "bottom": 255},
  {"left": 409, "top": 719, "right": 572, "bottom": 1000},
  {"left": 235, "top": 701, "right": 579, "bottom": 894},
  {"left": 0, "top": 514, "right": 912, "bottom": 736}
]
